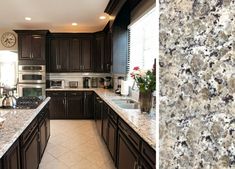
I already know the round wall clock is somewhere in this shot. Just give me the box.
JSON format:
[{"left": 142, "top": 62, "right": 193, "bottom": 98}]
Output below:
[{"left": 1, "top": 32, "right": 16, "bottom": 48}]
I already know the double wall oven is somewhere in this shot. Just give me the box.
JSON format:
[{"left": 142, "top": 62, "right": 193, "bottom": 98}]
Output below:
[{"left": 18, "top": 65, "right": 46, "bottom": 97}]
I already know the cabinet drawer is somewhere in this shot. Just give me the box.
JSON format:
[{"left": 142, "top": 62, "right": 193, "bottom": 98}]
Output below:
[
  {"left": 67, "top": 91, "right": 83, "bottom": 97},
  {"left": 21, "top": 119, "right": 38, "bottom": 145},
  {"left": 141, "top": 141, "right": 156, "bottom": 168},
  {"left": 118, "top": 119, "right": 141, "bottom": 151},
  {"left": 108, "top": 109, "right": 117, "bottom": 124},
  {"left": 46, "top": 91, "right": 66, "bottom": 97}
]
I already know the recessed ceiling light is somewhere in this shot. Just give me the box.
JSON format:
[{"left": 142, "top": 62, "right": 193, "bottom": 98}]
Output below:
[
  {"left": 99, "top": 16, "right": 106, "bottom": 20},
  {"left": 72, "top": 22, "right": 78, "bottom": 26},
  {"left": 25, "top": 17, "right": 31, "bottom": 21}
]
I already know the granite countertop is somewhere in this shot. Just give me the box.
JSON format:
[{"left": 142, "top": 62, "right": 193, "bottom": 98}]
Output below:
[
  {"left": 0, "top": 97, "right": 50, "bottom": 159},
  {"left": 46, "top": 88, "right": 156, "bottom": 150}
]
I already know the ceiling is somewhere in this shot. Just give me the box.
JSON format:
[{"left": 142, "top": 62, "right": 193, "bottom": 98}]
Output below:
[{"left": 0, "top": 0, "right": 110, "bottom": 33}]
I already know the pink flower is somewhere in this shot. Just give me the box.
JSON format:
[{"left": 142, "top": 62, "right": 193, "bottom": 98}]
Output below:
[{"left": 133, "top": 66, "right": 139, "bottom": 71}]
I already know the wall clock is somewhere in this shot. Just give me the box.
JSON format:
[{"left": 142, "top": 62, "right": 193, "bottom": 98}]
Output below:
[{"left": 1, "top": 32, "right": 16, "bottom": 48}]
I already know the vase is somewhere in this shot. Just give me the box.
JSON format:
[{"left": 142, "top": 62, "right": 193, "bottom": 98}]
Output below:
[{"left": 139, "top": 91, "right": 152, "bottom": 113}]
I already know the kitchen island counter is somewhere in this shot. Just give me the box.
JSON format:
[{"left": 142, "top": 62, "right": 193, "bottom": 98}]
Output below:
[
  {"left": 46, "top": 88, "right": 156, "bottom": 150},
  {"left": 0, "top": 97, "right": 50, "bottom": 159}
]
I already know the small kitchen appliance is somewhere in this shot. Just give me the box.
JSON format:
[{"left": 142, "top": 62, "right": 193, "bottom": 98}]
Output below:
[
  {"left": 91, "top": 77, "right": 98, "bottom": 88},
  {"left": 104, "top": 76, "right": 112, "bottom": 89},
  {"left": 115, "top": 76, "right": 124, "bottom": 94},
  {"left": 50, "top": 80, "right": 65, "bottom": 89},
  {"left": 83, "top": 77, "right": 90, "bottom": 88},
  {"left": 2, "top": 90, "right": 17, "bottom": 108},
  {"left": 69, "top": 81, "right": 78, "bottom": 88}
]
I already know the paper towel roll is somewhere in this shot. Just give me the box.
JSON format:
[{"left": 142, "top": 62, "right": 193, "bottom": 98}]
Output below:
[{"left": 121, "top": 80, "right": 129, "bottom": 96}]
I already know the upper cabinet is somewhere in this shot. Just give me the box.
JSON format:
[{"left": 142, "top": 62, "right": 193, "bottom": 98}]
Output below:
[
  {"left": 47, "top": 32, "right": 111, "bottom": 73},
  {"left": 47, "top": 34, "right": 94, "bottom": 73},
  {"left": 14, "top": 30, "right": 48, "bottom": 65}
]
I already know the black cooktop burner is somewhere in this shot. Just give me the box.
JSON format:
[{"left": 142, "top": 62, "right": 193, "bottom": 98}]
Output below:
[{"left": 16, "top": 96, "right": 43, "bottom": 109}]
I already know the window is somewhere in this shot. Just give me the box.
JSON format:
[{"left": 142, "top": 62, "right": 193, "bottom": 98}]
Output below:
[
  {"left": 0, "top": 51, "right": 18, "bottom": 87},
  {"left": 128, "top": 7, "right": 157, "bottom": 75}
]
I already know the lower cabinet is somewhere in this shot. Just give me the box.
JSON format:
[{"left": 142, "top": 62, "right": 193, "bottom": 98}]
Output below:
[
  {"left": 47, "top": 91, "right": 94, "bottom": 119},
  {"left": 67, "top": 92, "right": 84, "bottom": 119},
  {"left": 107, "top": 118, "right": 117, "bottom": 163},
  {"left": 94, "top": 95, "right": 103, "bottom": 136},
  {"left": 84, "top": 91, "right": 94, "bottom": 119},
  {"left": 3, "top": 140, "right": 21, "bottom": 169},
  {"left": 47, "top": 92, "right": 66, "bottom": 119},
  {"left": 102, "top": 103, "right": 109, "bottom": 144},
  {"left": 21, "top": 127, "right": 39, "bottom": 169},
  {"left": 117, "top": 131, "right": 139, "bottom": 169}
]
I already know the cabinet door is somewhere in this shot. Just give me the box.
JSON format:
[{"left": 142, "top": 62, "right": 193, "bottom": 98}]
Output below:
[
  {"left": 31, "top": 35, "right": 45, "bottom": 61},
  {"left": 21, "top": 129, "right": 39, "bottom": 169},
  {"left": 39, "top": 119, "right": 47, "bottom": 159},
  {"left": 104, "top": 31, "right": 112, "bottom": 72},
  {"left": 81, "top": 39, "right": 93, "bottom": 72},
  {"left": 84, "top": 91, "right": 94, "bottom": 119},
  {"left": 19, "top": 35, "right": 31, "bottom": 59},
  {"left": 3, "top": 140, "right": 21, "bottom": 169},
  {"left": 67, "top": 92, "right": 84, "bottom": 119},
  {"left": 47, "top": 92, "right": 66, "bottom": 119},
  {"left": 70, "top": 39, "right": 81, "bottom": 71},
  {"left": 117, "top": 131, "right": 139, "bottom": 169},
  {"left": 49, "top": 39, "right": 60, "bottom": 72},
  {"left": 94, "top": 96, "right": 103, "bottom": 136},
  {"left": 46, "top": 114, "right": 50, "bottom": 142},
  {"left": 108, "top": 119, "right": 117, "bottom": 163},
  {"left": 95, "top": 35, "right": 105, "bottom": 72},
  {"left": 102, "top": 103, "right": 109, "bottom": 144},
  {"left": 59, "top": 39, "right": 70, "bottom": 71}
]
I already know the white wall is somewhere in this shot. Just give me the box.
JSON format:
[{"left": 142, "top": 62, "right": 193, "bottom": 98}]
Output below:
[{"left": 0, "top": 29, "right": 18, "bottom": 51}]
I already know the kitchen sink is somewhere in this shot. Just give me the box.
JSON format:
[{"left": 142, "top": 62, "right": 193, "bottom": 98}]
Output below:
[{"left": 112, "top": 99, "right": 139, "bottom": 109}]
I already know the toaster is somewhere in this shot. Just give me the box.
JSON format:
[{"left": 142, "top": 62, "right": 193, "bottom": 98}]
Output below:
[{"left": 69, "top": 81, "right": 78, "bottom": 88}]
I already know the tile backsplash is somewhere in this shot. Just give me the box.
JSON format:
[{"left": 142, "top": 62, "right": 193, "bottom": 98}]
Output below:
[{"left": 47, "top": 73, "right": 112, "bottom": 88}]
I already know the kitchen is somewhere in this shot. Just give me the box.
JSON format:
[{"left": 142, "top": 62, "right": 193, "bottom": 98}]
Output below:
[{"left": 0, "top": 0, "right": 156, "bottom": 169}]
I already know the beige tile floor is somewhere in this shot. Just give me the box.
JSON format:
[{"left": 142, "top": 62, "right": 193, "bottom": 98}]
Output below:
[{"left": 39, "top": 120, "right": 116, "bottom": 169}]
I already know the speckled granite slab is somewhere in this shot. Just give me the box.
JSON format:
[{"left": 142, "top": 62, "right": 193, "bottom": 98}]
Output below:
[
  {"left": 0, "top": 97, "right": 50, "bottom": 159},
  {"left": 46, "top": 88, "right": 156, "bottom": 150}
]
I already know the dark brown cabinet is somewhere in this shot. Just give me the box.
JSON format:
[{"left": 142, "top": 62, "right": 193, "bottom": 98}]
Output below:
[
  {"left": 94, "top": 95, "right": 103, "bottom": 136},
  {"left": 81, "top": 39, "right": 93, "bottom": 71},
  {"left": 21, "top": 127, "right": 39, "bottom": 169},
  {"left": 3, "top": 140, "right": 21, "bottom": 169},
  {"left": 69, "top": 39, "right": 81, "bottom": 71},
  {"left": 47, "top": 92, "right": 66, "bottom": 119},
  {"left": 47, "top": 91, "right": 94, "bottom": 119},
  {"left": 39, "top": 118, "right": 46, "bottom": 159},
  {"left": 47, "top": 34, "right": 93, "bottom": 72},
  {"left": 14, "top": 30, "right": 48, "bottom": 65},
  {"left": 107, "top": 117, "right": 117, "bottom": 163},
  {"left": 84, "top": 91, "right": 94, "bottom": 119},
  {"left": 69, "top": 38, "right": 93, "bottom": 72},
  {"left": 49, "top": 39, "right": 70, "bottom": 72},
  {"left": 67, "top": 92, "right": 84, "bottom": 119},
  {"left": 102, "top": 103, "right": 109, "bottom": 144},
  {"left": 117, "top": 131, "right": 139, "bottom": 169},
  {"left": 95, "top": 32, "right": 105, "bottom": 72}
]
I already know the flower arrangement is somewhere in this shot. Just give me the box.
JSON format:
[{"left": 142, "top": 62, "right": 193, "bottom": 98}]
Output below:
[{"left": 130, "top": 66, "right": 156, "bottom": 93}]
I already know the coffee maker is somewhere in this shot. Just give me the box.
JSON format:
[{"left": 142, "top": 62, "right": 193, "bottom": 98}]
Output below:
[
  {"left": 83, "top": 77, "right": 90, "bottom": 88},
  {"left": 104, "top": 77, "right": 112, "bottom": 89},
  {"left": 115, "top": 76, "right": 124, "bottom": 94}
]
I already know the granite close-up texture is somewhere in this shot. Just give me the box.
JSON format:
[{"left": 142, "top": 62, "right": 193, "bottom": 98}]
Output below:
[{"left": 159, "top": 0, "right": 235, "bottom": 168}]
